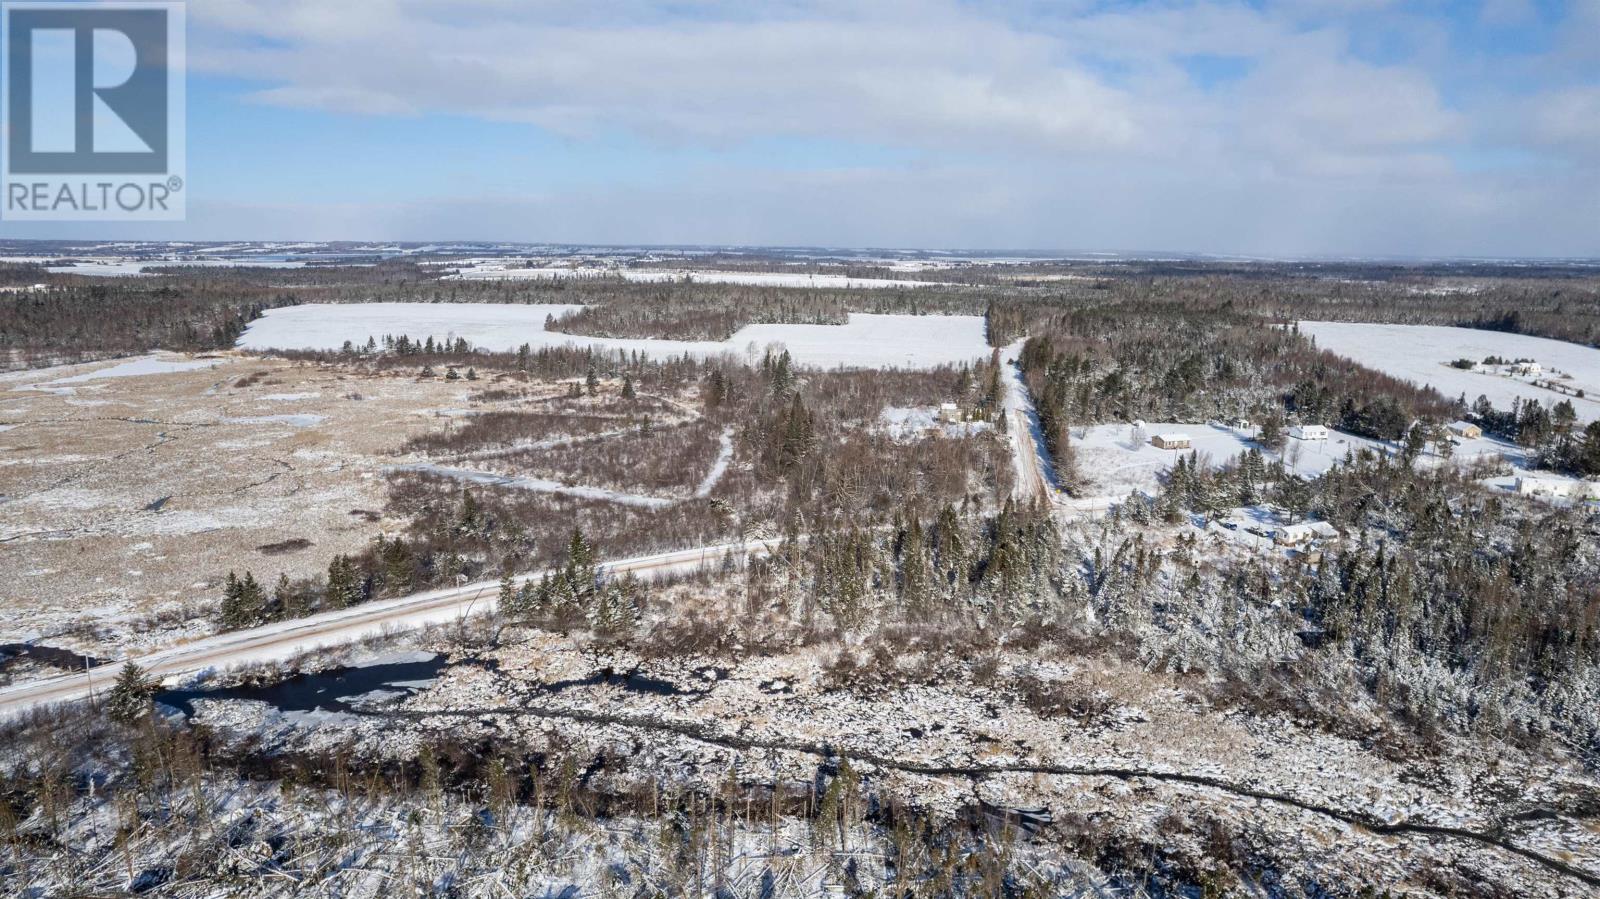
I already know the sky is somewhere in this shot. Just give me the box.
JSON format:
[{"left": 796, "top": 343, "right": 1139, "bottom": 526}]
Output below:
[{"left": 2, "top": 0, "right": 1598, "bottom": 257}]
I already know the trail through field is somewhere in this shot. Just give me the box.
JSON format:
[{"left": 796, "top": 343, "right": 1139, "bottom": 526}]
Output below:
[{"left": 395, "top": 425, "right": 736, "bottom": 508}]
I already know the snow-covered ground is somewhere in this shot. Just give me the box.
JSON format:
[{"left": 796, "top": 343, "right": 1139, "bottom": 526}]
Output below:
[
  {"left": 1299, "top": 322, "right": 1600, "bottom": 423},
  {"left": 45, "top": 258, "right": 309, "bottom": 276},
  {"left": 392, "top": 426, "right": 735, "bottom": 509},
  {"left": 1073, "top": 421, "right": 1545, "bottom": 504},
  {"left": 877, "top": 407, "right": 991, "bottom": 441},
  {"left": 24, "top": 353, "right": 223, "bottom": 386},
  {"left": 238, "top": 303, "right": 990, "bottom": 369},
  {"left": 446, "top": 264, "right": 946, "bottom": 289}
]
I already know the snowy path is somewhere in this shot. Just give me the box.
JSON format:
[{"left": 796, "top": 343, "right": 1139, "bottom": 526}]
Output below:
[
  {"left": 0, "top": 538, "right": 788, "bottom": 718},
  {"left": 391, "top": 463, "right": 679, "bottom": 509},
  {"left": 1001, "top": 340, "right": 1057, "bottom": 501},
  {"left": 394, "top": 426, "right": 736, "bottom": 508},
  {"left": 694, "top": 427, "right": 736, "bottom": 498}
]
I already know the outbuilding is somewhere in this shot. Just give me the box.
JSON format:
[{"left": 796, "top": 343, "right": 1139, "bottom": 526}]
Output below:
[
  {"left": 938, "top": 403, "right": 961, "bottom": 424},
  {"left": 1517, "top": 476, "right": 1573, "bottom": 498},
  {"left": 1447, "top": 420, "right": 1483, "bottom": 440}
]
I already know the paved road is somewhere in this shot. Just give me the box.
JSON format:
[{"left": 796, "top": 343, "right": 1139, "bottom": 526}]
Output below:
[{"left": 0, "top": 539, "right": 784, "bottom": 720}]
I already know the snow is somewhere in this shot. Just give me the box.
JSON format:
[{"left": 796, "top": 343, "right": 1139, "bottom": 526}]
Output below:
[
  {"left": 447, "top": 264, "right": 946, "bottom": 289},
  {"left": 1073, "top": 422, "right": 1388, "bottom": 502},
  {"left": 46, "top": 258, "right": 308, "bottom": 276},
  {"left": 237, "top": 302, "right": 990, "bottom": 369},
  {"left": 23, "top": 354, "right": 222, "bottom": 386},
  {"left": 1069, "top": 419, "right": 1575, "bottom": 511},
  {"left": 693, "top": 428, "right": 736, "bottom": 498},
  {"left": 222, "top": 414, "right": 328, "bottom": 427},
  {"left": 878, "top": 406, "right": 990, "bottom": 441},
  {"left": 1299, "top": 322, "right": 1600, "bottom": 423},
  {"left": 390, "top": 463, "right": 679, "bottom": 509}
]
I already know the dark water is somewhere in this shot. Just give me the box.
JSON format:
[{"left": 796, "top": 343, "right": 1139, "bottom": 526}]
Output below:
[
  {"left": 158, "top": 656, "right": 445, "bottom": 717},
  {"left": 0, "top": 643, "right": 106, "bottom": 672},
  {"left": 541, "top": 665, "right": 728, "bottom": 697}
]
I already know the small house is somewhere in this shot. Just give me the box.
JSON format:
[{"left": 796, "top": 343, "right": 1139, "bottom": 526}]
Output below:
[
  {"left": 938, "top": 403, "right": 961, "bottom": 424},
  {"left": 1274, "top": 524, "right": 1316, "bottom": 547},
  {"left": 1447, "top": 420, "right": 1483, "bottom": 440},
  {"left": 1232, "top": 418, "right": 1253, "bottom": 430},
  {"left": 1152, "top": 433, "right": 1192, "bottom": 450},
  {"left": 1289, "top": 425, "right": 1329, "bottom": 441},
  {"left": 1511, "top": 362, "right": 1543, "bottom": 376}
]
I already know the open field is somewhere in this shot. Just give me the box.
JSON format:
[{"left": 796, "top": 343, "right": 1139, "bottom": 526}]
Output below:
[
  {"left": 1071, "top": 420, "right": 1539, "bottom": 505},
  {"left": 0, "top": 354, "right": 519, "bottom": 653},
  {"left": 1300, "top": 321, "right": 1600, "bottom": 421},
  {"left": 238, "top": 303, "right": 992, "bottom": 369}
]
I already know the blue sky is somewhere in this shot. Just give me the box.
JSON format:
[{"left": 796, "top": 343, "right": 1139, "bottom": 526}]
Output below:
[{"left": 3, "top": 0, "right": 1597, "bottom": 256}]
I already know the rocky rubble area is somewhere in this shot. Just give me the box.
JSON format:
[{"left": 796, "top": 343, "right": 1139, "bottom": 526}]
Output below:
[{"left": 178, "top": 630, "right": 1600, "bottom": 896}]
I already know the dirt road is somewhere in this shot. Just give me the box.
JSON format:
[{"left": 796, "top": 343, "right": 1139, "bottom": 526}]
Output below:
[{"left": 0, "top": 539, "right": 783, "bottom": 719}]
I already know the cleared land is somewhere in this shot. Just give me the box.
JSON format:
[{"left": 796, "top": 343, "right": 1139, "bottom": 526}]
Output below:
[
  {"left": 0, "top": 354, "right": 519, "bottom": 653},
  {"left": 238, "top": 303, "right": 992, "bottom": 369},
  {"left": 1300, "top": 321, "right": 1600, "bottom": 422}
]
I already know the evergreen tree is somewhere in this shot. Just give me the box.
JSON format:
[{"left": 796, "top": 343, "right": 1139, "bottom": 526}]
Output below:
[
  {"left": 326, "top": 556, "right": 362, "bottom": 610},
  {"left": 621, "top": 373, "right": 636, "bottom": 399},
  {"left": 497, "top": 570, "right": 518, "bottom": 617},
  {"left": 106, "top": 662, "right": 154, "bottom": 725},
  {"left": 218, "top": 571, "right": 266, "bottom": 630}
]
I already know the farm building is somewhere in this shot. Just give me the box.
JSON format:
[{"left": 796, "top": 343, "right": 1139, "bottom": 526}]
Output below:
[
  {"left": 1516, "top": 477, "right": 1600, "bottom": 500},
  {"left": 938, "top": 403, "right": 961, "bottom": 424},
  {"left": 1151, "top": 433, "right": 1192, "bottom": 450},
  {"left": 1448, "top": 420, "right": 1483, "bottom": 440},
  {"left": 1289, "top": 425, "right": 1329, "bottom": 441}
]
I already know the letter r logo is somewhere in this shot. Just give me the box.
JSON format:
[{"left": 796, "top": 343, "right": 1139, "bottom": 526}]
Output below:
[{"left": 6, "top": 5, "right": 169, "bottom": 174}]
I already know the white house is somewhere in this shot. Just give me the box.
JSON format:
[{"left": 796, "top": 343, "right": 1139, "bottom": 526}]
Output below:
[
  {"left": 1289, "top": 425, "right": 1329, "bottom": 441},
  {"left": 1447, "top": 420, "right": 1483, "bottom": 440},
  {"left": 1274, "top": 524, "right": 1316, "bottom": 546},
  {"left": 1308, "top": 521, "right": 1342, "bottom": 541},
  {"left": 1511, "top": 361, "right": 1543, "bottom": 376},
  {"left": 1275, "top": 521, "right": 1341, "bottom": 547},
  {"left": 1152, "top": 433, "right": 1192, "bottom": 450}
]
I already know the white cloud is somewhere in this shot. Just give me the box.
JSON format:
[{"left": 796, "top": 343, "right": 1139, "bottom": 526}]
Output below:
[{"left": 17, "top": 0, "right": 1583, "bottom": 256}]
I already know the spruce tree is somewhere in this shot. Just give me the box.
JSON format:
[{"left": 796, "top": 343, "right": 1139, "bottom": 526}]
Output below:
[{"left": 107, "top": 662, "right": 154, "bottom": 725}]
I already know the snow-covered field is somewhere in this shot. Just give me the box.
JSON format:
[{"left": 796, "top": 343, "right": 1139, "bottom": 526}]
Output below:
[
  {"left": 446, "top": 264, "right": 945, "bottom": 289},
  {"left": 35, "top": 354, "right": 223, "bottom": 385},
  {"left": 238, "top": 303, "right": 990, "bottom": 369},
  {"left": 1300, "top": 322, "right": 1600, "bottom": 423},
  {"left": 1072, "top": 421, "right": 1534, "bottom": 504}
]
